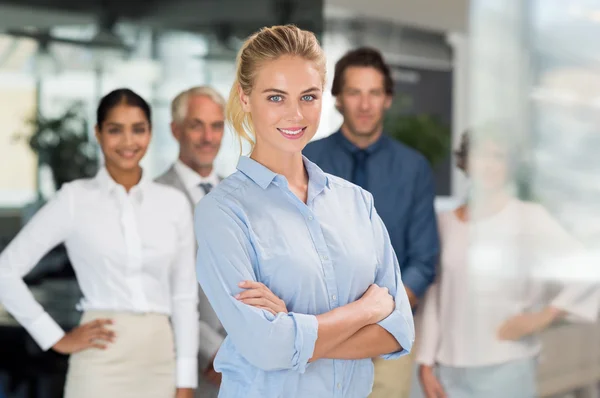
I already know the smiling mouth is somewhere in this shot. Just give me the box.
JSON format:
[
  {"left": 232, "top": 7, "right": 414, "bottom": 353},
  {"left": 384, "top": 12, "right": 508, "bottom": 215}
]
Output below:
[
  {"left": 116, "top": 149, "right": 140, "bottom": 159},
  {"left": 277, "top": 127, "right": 307, "bottom": 139}
]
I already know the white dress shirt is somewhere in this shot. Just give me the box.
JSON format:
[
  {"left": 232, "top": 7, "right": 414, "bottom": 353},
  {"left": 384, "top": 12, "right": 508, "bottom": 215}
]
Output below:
[
  {"left": 174, "top": 160, "right": 220, "bottom": 204},
  {"left": 0, "top": 167, "right": 199, "bottom": 388},
  {"left": 417, "top": 199, "right": 599, "bottom": 367}
]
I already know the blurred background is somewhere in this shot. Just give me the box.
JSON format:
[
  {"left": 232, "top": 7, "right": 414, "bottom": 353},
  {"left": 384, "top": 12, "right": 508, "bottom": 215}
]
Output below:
[{"left": 1, "top": 0, "right": 600, "bottom": 397}]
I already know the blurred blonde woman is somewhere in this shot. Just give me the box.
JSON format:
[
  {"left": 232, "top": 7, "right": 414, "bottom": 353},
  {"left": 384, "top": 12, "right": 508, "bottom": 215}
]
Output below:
[
  {"left": 417, "top": 130, "right": 599, "bottom": 398},
  {"left": 193, "top": 25, "right": 415, "bottom": 398}
]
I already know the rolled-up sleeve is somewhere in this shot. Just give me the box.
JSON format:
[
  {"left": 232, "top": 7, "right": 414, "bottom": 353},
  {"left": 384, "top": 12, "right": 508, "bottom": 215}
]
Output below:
[
  {"left": 170, "top": 197, "right": 200, "bottom": 388},
  {"left": 194, "top": 196, "right": 318, "bottom": 372},
  {"left": 364, "top": 191, "right": 415, "bottom": 359}
]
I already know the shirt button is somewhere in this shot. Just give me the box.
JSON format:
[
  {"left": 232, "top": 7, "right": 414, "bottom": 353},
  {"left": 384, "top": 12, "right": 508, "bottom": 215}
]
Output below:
[
  {"left": 322, "top": 255, "right": 328, "bottom": 261},
  {"left": 332, "top": 295, "right": 337, "bottom": 300},
  {"left": 308, "top": 215, "right": 313, "bottom": 221},
  {"left": 337, "top": 383, "right": 341, "bottom": 389}
]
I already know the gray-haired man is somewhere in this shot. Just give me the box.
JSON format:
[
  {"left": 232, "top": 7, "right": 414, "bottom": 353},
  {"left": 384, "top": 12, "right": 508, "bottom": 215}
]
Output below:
[{"left": 156, "top": 86, "right": 226, "bottom": 398}]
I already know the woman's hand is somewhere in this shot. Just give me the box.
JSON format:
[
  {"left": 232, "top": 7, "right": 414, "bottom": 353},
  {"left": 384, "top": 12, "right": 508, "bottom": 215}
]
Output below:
[
  {"left": 418, "top": 365, "right": 447, "bottom": 398},
  {"left": 497, "top": 307, "right": 563, "bottom": 341},
  {"left": 236, "top": 281, "right": 288, "bottom": 315},
  {"left": 202, "top": 352, "right": 222, "bottom": 386},
  {"left": 52, "top": 318, "right": 115, "bottom": 354},
  {"left": 175, "top": 388, "right": 194, "bottom": 398},
  {"left": 359, "top": 284, "right": 395, "bottom": 324}
]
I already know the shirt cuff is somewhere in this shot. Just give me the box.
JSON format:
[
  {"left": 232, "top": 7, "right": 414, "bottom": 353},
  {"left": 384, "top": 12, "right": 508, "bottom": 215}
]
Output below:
[
  {"left": 551, "top": 287, "right": 600, "bottom": 323},
  {"left": 176, "top": 358, "right": 198, "bottom": 388},
  {"left": 26, "top": 312, "right": 65, "bottom": 351},
  {"left": 378, "top": 310, "right": 415, "bottom": 360},
  {"left": 415, "top": 350, "right": 436, "bottom": 366},
  {"left": 401, "top": 266, "right": 432, "bottom": 298},
  {"left": 289, "top": 312, "right": 318, "bottom": 373}
]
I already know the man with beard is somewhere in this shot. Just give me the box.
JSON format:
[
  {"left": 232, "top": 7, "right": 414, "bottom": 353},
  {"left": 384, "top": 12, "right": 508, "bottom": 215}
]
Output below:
[
  {"left": 156, "top": 86, "right": 226, "bottom": 398},
  {"left": 303, "top": 47, "right": 440, "bottom": 398}
]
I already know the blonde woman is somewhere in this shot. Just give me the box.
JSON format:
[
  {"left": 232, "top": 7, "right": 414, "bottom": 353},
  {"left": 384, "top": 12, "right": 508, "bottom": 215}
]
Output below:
[
  {"left": 193, "top": 25, "right": 415, "bottom": 398},
  {"left": 0, "top": 89, "right": 199, "bottom": 398},
  {"left": 417, "top": 131, "right": 599, "bottom": 398}
]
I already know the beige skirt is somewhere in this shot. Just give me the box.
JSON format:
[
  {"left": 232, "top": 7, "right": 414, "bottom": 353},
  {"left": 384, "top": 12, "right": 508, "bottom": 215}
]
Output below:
[{"left": 63, "top": 310, "right": 176, "bottom": 398}]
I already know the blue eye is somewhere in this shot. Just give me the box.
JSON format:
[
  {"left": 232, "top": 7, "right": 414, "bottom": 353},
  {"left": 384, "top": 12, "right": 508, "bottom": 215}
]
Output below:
[
  {"left": 268, "top": 95, "right": 283, "bottom": 102},
  {"left": 301, "top": 95, "right": 316, "bottom": 101}
]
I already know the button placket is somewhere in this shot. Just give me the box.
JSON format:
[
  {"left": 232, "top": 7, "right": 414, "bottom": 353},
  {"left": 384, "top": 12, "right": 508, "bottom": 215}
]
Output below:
[
  {"left": 118, "top": 190, "right": 146, "bottom": 311},
  {"left": 299, "top": 190, "right": 345, "bottom": 397}
]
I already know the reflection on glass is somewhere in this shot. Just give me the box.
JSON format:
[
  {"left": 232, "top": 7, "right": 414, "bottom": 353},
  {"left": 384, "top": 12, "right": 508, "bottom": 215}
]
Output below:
[
  {"left": 417, "top": 1, "right": 600, "bottom": 397},
  {"left": 417, "top": 128, "right": 600, "bottom": 398}
]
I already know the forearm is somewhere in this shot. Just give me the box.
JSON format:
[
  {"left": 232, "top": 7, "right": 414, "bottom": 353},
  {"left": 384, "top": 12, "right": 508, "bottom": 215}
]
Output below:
[
  {"left": 0, "top": 275, "right": 65, "bottom": 350},
  {"left": 322, "top": 324, "right": 401, "bottom": 360},
  {"left": 310, "top": 301, "right": 371, "bottom": 362},
  {"left": 545, "top": 305, "right": 566, "bottom": 320},
  {"left": 175, "top": 387, "right": 194, "bottom": 398}
]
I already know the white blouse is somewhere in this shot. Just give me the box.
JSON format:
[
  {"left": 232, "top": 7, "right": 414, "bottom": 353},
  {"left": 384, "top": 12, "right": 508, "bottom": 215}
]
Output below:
[
  {"left": 417, "top": 199, "right": 599, "bottom": 367},
  {"left": 0, "top": 168, "right": 199, "bottom": 388}
]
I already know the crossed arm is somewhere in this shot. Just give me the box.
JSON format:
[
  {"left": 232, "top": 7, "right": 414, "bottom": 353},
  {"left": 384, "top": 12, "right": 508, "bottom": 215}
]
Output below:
[
  {"left": 237, "top": 280, "right": 403, "bottom": 361},
  {"left": 194, "top": 195, "right": 414, "bottom": 372}
]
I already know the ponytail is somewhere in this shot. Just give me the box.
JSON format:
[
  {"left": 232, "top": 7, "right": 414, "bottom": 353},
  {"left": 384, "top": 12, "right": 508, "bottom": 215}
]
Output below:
[{"left": 226, "top": 81, "right": 255, "bottom": 155}]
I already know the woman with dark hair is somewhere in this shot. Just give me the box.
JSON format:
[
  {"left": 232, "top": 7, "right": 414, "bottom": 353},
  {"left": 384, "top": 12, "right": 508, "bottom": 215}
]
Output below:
[
  {"left": 0, "top": 89, "right": 199, "bottom": 398},
  {"left": 416, "top": 129, "right": 599, "bottom": 398}
]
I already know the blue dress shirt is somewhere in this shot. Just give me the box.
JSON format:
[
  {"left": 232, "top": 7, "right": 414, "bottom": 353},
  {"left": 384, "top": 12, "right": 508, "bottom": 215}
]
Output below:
[
  {"left": 194, "top": 156, "right": 414, "bottom": 398},
  {"left": 304, "top": 131, "right": 440, "bottom": 297}
]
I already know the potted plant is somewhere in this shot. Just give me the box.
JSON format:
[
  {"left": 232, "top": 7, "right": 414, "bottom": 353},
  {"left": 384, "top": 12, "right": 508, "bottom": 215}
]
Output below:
[
  {"left": 12, "top": 102, "right": 98, "bottom": 281},
  {"left": 383, "top": 94, "right": 451, "bottom": 167},
  {"left": 15, "top": 101, "right": 99, "bottom": 193}
]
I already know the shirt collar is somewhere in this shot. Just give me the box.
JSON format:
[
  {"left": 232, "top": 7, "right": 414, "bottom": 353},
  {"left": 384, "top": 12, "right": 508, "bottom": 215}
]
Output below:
[
  {"left": 95, "top": 166, "right": 150, "bottom": 201},
  {"left": 174, "top": 159, "right": 219, "bottom": 190},
  {"left": 236, "top": 155, "right": 329, "bottom": 191},
  {"left": 303, "top": 156, "right": 329, "bottom": 192},
  {"left": 334, "top": 129, "right": 386, "bottom": 155}
]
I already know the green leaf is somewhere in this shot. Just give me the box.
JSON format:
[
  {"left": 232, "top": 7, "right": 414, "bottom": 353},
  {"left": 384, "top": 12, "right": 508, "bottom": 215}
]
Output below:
[
  {"left": 12, "top": 101, "right": 100, "bottom": 189},
  {"left": 384, "top": 112, "right": 451, "bottom": 166}
]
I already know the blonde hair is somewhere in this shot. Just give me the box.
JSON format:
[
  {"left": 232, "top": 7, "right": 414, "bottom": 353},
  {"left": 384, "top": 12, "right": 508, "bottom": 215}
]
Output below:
[
  {"left": 171, "top": 86, "right": 226, "bottom": 125},
  {"left": 226, "top": 24, "right": 326, "bottom": 153}
]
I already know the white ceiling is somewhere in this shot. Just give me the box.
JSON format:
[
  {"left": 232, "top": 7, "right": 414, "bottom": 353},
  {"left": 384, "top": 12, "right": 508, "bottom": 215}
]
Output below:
[{"left": 325, "top": 0, "right": 470, "bottom": 33}]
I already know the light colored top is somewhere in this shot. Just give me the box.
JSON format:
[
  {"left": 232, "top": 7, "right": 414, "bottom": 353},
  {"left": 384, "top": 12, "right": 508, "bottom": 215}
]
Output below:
[
  {"left": 156, "top": 160, "right": 226, "bottom": 370},
  {"left": 174, "top": 159, "right": 220, "bottom": 204},
  {"left": 0, "top": 167, "right": 200, "bottom": 388},
  {"left": 417, "top": 199, "right": 599, "bottom": 367},
  {"left": 194, "top": 156, "right": 415, "bottom": 398}
]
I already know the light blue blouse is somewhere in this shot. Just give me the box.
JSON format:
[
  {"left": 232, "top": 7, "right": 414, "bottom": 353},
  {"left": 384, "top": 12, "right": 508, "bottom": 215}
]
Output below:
[{"left": 194, "top": 156, "right": 414, "bottom": 398}]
